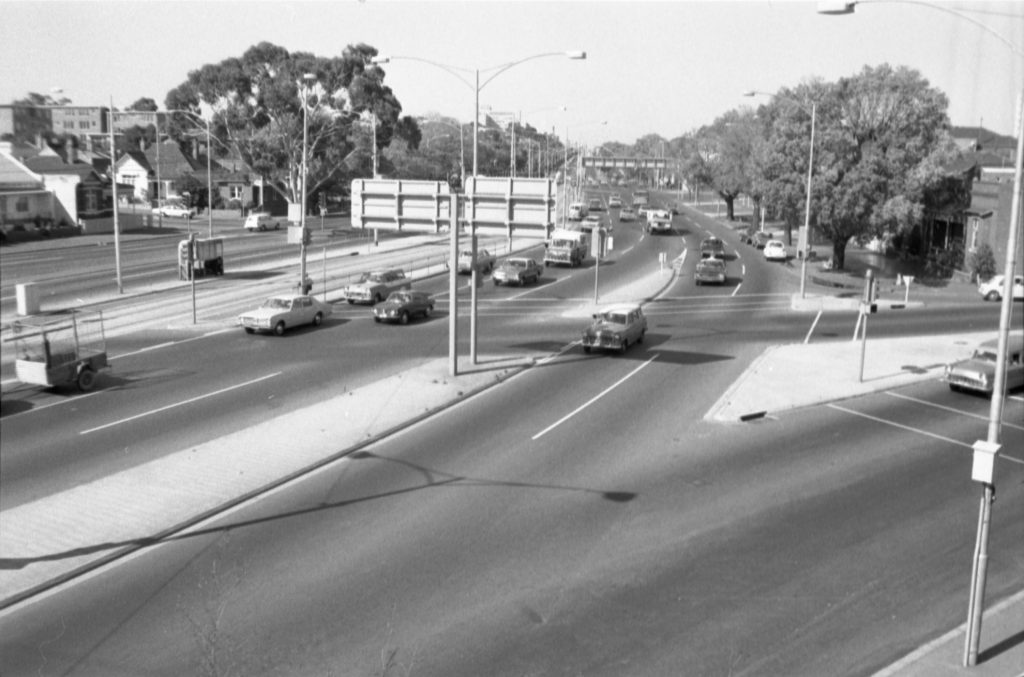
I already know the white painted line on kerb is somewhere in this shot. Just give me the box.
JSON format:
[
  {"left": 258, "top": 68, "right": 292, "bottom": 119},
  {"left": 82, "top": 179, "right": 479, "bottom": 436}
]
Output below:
[
  {"left": 804, "top": 310, "right": 823, "bottom": 344},
  {"left": 533, "top": 354, "right": 658, "bottom": 440},
  {"left": 827, "top": 403, "right": 973, "bottom": 449},
  {"left": 731, "top": 283, "right": 743, "bottom": 298},
  {"left": 80, "top": 372, "right": 282, "bottom": 435}
]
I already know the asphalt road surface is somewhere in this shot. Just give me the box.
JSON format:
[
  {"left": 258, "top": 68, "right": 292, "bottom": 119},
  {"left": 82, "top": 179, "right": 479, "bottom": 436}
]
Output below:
[{"left": 1, "top": 196, "right": 1020, "bottom": 675}]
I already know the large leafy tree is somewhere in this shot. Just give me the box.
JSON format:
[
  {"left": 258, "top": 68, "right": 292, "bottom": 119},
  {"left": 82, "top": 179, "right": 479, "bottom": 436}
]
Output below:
[
  {"left": 165, "top": 42, "right": 417, "bottom": 204},
  {"left": 812, "top": 64, "right": 953, "bottom": 268},
  {"left": 690, "top": 110, "right": 758, "bottom": 221}
]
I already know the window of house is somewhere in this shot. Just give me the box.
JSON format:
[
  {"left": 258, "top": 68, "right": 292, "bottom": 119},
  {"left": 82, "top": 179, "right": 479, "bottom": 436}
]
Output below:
[
  {"left": 229, "top": 185, "right": 243, "bottom": 200},
  {"left": 15, "top": 196, "right": 29, "bottom": 212}
]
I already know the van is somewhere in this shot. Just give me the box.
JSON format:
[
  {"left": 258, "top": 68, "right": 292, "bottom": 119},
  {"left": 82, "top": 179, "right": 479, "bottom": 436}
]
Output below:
[{"left": 568, "top": 202, "right": 588, "bottom": 221}]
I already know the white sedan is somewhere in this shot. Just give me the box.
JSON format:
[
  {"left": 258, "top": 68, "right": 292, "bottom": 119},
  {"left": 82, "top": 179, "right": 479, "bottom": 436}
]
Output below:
[
  {"left": 154, "top": 204, "right": 195, "bottom": 218},
  {"left": 763, "top": 240, "right": 787, "bottom": 261},
  {"left": 237, "top": 294, "right": 332, "bottom": 336}
]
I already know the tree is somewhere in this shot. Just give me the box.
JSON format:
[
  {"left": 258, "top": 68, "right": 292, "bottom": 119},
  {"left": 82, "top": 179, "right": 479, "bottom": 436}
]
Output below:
[
  {"left": 165, "top": 42, "right": 418, "bottom": 205},
  {"left": 813, "top": 64, "right": 952, "bottom": 269},
  {"left": 128, "top": 97, "right": 159, "bottom": 112}
]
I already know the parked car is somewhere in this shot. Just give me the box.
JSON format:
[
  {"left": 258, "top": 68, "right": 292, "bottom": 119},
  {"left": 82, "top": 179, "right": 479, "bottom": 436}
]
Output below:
[
  {"left": 694, "top": 257, "right": 727, "bottom": 286},
  {"left": 978, "top": 274, "right": 1024, "bottom": 302},
  {"left": 745, "top": 231, "right": 773, "bottom": 248},
  {"left": 243, "top": 212, "right": 281, "bottom": 231},
  {"left": 342, "top": 269, "right": 410, "bottom": 304},
  {"left": 619, "top": 207, "right": 637, "bottom": 222},
  {"left": 608, "top": 195, "right": 623, "bottom": 208},
  {"left": 154, "top": 203, "right": 195, "bottom": 219},
  {"left": 493, "top": 257, "right": 543, "bottom": 286},
  {"left": 568, "top": 202, "right": 588, "bottom": 221},
  {"left": 372, "top": 291, "right": 435, "bottom": 325},
  {"left": 764, "top": 240, "right": 787, "bottom": 261},
  {"left": 588, "top": 198, "right": 603, "bottom": 212},
  {"left": 581, "top": 303, "right": 648, "bottom": 355},
  {"left": 943, "top": 330, "right": 1024, "bottom": 395},
  {"left": 457, "top": 248, "right": 497, "bottom": 274},
  {"left": 700, "top": 237, "right": 725, "bottom": 258},
  {"left": 238, "top": 295, "right": 332, "bottom": 336}
]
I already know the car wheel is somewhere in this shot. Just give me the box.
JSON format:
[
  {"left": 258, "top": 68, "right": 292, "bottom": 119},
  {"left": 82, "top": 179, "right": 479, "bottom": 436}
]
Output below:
[
  {"left": 583, "top": 345, "right": 591, "bottom": 354},
  {"left": 347, "top": 299, "right": 355, "bottom": 305},
  {"left": 399, "top": 311, "right": 410, "bottom": 325},
  {"left": 545, "top": 261, "right": 550, "bottom": 268},
  {"left": 273, "top": 321, "right": 286, "bottom": 336},
  {"left": 985, "top": 291, "right": 1000, "bottom": 301},
  {"left": 258, "top": 224, "right": 265, "bottom": 232},
  {"left": 244, "top": 327, "right": 255, "bottom": 334},
  {"left": 76, "top": 368, "right": 96, "bottom": 392},
  {"left": 373, "top": 316, "right": 381, "bottom": 323},
  {"left": 275, "top": 222, "right": 281, "bottom": 230},
  {"left": 494, "top": 279, "right": 500, "bottom": 286},
  {"left": 374, "top": 293, "right": 383, "bottom": 304},
  {"left": 638, "top": 330, "right": 645, "bottom": 344},
  {"left": 312, "top": 312, "right": 323, "bottom": 327},
  {"left": 619, "top": 340, "right": 629, "bottom": 355}
]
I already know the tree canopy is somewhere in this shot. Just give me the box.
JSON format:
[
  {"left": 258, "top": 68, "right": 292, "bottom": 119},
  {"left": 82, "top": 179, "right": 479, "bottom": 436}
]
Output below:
[{"left": 164, "top": 42, "right": 419, "bottom": 203}]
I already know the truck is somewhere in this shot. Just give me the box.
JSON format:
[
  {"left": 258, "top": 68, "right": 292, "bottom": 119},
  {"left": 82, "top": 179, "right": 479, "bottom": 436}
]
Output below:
[
  {"left": 544, "top": 228, "right": 590, "bottom": 268},
  {"left": 177, "top": 237, "right": 224, "bottom": 280}
]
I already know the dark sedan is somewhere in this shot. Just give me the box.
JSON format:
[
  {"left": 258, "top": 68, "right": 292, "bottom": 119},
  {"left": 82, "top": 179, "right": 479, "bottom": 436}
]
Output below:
[{"left": 372, "top": 291, "right": 435, "bottom": 325}]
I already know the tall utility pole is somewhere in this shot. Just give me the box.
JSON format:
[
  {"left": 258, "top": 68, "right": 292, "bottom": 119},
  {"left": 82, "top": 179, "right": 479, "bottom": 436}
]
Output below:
[
  {"left": 108, "top": 99, "right": 123, "bottom": 294},
  {"left": 299, "top": 73, "right": 316, "bottom": 293}
]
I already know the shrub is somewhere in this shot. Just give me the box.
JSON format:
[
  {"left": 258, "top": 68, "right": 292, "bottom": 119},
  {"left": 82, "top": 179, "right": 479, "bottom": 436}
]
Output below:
[
  {"left": 925, "top": 239, "right": 965, "bottom": 278},
  {"left": 969, "top": 243, "right": 998, "bottom": 282}
]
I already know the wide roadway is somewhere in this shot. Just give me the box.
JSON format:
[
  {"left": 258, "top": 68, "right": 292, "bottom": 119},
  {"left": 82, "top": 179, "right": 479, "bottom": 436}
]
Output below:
[{"left": 1, "top": 197, "right": 1020, "bottom": 675}]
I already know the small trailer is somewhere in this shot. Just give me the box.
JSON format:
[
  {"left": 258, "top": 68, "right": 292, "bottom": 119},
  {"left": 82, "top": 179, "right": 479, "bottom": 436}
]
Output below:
[
  {"left": 9, "top": 309, "right": 108, "bottom": 391},
  {"left": 178, "top": 237, "right": 225, "bottom": 280}
]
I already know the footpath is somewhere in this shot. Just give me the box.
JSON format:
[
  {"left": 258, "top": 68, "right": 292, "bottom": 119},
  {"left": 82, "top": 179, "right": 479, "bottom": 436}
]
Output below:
[{"left": 1, "top": 215, "right": 1021, "bottom": 676}]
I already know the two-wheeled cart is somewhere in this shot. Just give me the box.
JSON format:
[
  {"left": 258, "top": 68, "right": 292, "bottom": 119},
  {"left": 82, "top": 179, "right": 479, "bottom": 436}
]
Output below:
[{"left": 9, "top": 309, "right": 108, "bottom": 391}]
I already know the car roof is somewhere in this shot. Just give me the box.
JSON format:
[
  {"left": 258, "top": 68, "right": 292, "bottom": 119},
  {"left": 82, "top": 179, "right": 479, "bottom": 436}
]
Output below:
[{"left": 600, "top": 303, "right": 641, "bottom": 314}]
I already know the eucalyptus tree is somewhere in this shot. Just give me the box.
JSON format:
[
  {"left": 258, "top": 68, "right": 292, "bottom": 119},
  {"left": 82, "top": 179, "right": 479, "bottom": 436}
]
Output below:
[
  {"left": 164, "top": 41, "right": 418, "bottom": 205},
  {"left": 812, "top": 64, "right": 955, "bottom": 269}
]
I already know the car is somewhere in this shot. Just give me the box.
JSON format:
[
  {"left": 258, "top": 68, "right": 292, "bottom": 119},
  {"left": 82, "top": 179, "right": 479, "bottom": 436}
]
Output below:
[
  {"left": 493, "top": 257, "right": 543, "bottom": 286},
  {"left": 764, "top": 240, "right": 787, "bottom": 261},
  {"left": 700, "top": 236, "right": 726, "bottom": 259},
  {"left": 238, "top": 294, "right": 332, "bottom": 336},
  {"left": 978, "top": 274, "right": 1024, "bottom": 302},
  {"left": 581, "top": 303, "right": 648, "bottom": 355},
  {"left": 588, "top": 198, "right": 603, "bottom": 212},
  {"left": 342, "top": 269, "right": 410, "bottom": 304},
  {"left": 943, "top": 330, "right": 1024, "bottom": 395},
  {"left": 745, "top": 231, "right": 773, "bottom": 248},
  {"left": 608, "top": 195, "right": 623, "bottom": 208},
  {"left": 154, "top": 203, "right": 195, "bottom": 218},
  {"left": 694, "top": 257, "right": 727, "bottom": 286},
  {"left": 457, "top": 248, "right": 497, "bottom": 274},
  {"left": 619, "top": 207, "right": 637, "bottom": 222},
  {"left": 243, "top": 212, "right": 281, "bottom": 232},
  {"left": 372, "top": 291, "right": 435, "bottom": 325},
  {"left": 647, "top": 210, "right": 672, "bottom": 234},
  {"left": 568, "top": 202, "right": 588, "bottom": 220}
]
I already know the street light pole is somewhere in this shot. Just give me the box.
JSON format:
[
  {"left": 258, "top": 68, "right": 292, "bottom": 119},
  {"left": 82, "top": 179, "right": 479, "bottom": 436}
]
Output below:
[
  {"left": 107, "top": 100, "right": 123, "bottom": 294},
  {"left": 371, "top": 51, "right": 585, "bottom": 367},
  {"left": 299, "top": 73, "right": 316, "bottom": 293},
  {"left": 820, "top": 2, "right": 1023, "bottom": 665}
]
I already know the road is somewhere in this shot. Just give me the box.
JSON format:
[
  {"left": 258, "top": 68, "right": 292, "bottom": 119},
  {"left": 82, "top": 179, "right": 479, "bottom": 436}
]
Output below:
[{"left": 1, "top": 195, "right": 1020, "bottom": 675}]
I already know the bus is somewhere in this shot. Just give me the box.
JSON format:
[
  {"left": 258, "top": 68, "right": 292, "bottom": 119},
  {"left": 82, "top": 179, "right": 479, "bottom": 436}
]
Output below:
[{"left": 632, "top": 189, "right": 650, "bottom": 208}]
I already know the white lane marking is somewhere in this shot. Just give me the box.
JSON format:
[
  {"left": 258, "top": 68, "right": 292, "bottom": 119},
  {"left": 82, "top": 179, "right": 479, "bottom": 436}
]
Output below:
[
  {"left": 885, "top": 391, "right": 1024, "bottom": 432},
  {"left": 532, "top": 353, "right": 658, "bottom": 440},
  {"left": 109, "top": 328, "right": 234, "bottom": 361},
  {"left": 804, "top": 310, "right": 823, "bottom": 344},
  {"left": 827, "top": 404, "right": 972, "bottom": 449},
  {"left": 730, "top": 283, "right": 742, "bottom": 297},
  {"left": 80, "top": 372, "right": 282, "bottom": 435}
]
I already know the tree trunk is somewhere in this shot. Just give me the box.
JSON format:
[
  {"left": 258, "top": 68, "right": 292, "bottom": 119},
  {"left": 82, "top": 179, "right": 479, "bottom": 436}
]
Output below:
[
  {"left": 724, "top": 196, "right": 735, "bottom": 221},
  {"left": 831, "top": 238, "right": 848, "bottom": 270}
]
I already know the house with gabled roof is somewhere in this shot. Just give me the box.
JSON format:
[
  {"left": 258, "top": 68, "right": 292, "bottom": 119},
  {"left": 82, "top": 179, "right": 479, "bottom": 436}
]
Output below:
[{"left": 23, "top": 146, "right": 108, "bottom": 224}]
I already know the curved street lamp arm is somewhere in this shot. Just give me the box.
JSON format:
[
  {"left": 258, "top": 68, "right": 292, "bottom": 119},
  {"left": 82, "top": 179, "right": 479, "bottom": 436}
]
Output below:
[
  {"left": 478, "top": 52, "right": 577, "bottom": 92},
  {"left": 374, "top": 55, "right": 475, "bottom": 90}
]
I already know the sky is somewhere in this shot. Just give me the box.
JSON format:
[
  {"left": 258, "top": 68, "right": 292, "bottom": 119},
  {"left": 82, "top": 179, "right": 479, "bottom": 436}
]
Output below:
[{"left": 2, "top": 0, "right": 1022, "bottom": 147}]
